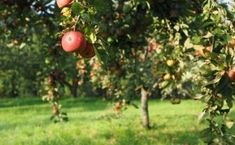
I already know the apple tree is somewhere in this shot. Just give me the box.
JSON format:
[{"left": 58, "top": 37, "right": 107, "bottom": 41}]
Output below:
[{"left": 56, "top": 0, "right": 235, "bottom": 143}]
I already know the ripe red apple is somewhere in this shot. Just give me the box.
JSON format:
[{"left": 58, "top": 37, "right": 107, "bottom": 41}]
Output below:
[
  {"left": 61, "top": 31, "right": 86, "bottom": 52},
  {"left": 227, "top": 68, "right": 235, "bottom": 81},
  {"left": 79, "top": 42, "right": 95, "bottom": 58},
  {"left": 56, "top": 0, "right": 72, "bottom": 8}
]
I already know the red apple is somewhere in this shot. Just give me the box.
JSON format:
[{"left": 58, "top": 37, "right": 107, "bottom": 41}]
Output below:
[
  {"left": 61, "top": 31, "right": 86, "bottom": 52},
  {"left": 79, "top": 42, "right": 95, "bottom": 58},
  {"left": 56, "top": 0, "right": 72, "bottom": 8},
  {"left": 227, "top": 68, "right": 235, "bottom": 81}
]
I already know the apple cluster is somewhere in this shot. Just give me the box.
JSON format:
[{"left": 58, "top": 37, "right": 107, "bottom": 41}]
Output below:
[{"left": 57, "top": 0, "right": 95, "bottom": 58}]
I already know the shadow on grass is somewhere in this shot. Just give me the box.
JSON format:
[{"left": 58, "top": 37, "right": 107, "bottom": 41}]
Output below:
[
  {"left": 61, "top": 98, "right": 109, "bottom": 111},
  {"left": 0, "top": 97, "right": 109, "bottom": 112},
  {"left": 0, "top": 98, "right": 44, "bottom": 108},
  {"left": 37, "top": 126, "right": 202, "bottom": 145},
  {"left": 109, "top": 123, "right": 203, "bottom": 145},
  {"left": 170, "top": 131, "right": 202, "bottom": 145},
  {"left": 92, "top": 114, "right": 203, "bottom": 145}
]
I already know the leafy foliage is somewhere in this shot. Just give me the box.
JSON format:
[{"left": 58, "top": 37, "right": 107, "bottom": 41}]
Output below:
[{"left": 0, "top": 0, "right": 234, "bottom": 144}]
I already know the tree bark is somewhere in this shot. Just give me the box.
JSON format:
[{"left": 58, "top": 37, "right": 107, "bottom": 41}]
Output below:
[
  {"left": 62, "top": 80, "right": 77, "bottom": 98},
  {"left": 71, "top": 80, "right": 78, "bottom": 98},
  {"left": 141, "top": 86, "right": 150, "bottom": 129},
  {"left": 10, "top": 74, "right": 18, "bottom": 98}
]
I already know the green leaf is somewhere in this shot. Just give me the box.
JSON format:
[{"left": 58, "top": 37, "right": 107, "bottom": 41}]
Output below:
[
  {"left": 184, "top": 38, "right": 193, "bottom": 48},
  {"left": 192, "top": 36, "right": 201, "bottom": 44},
  {"left": 203, "top": 32, "right": 213, "bottom": 38},
  {"left": 213, "top": 28, "right": 224, "bottom": 37},
  {"left": 95, "top": 48, "right": 109, "bottom": 68},
  {"left": 225, "top": 120, "right": 234, "bottom": 129},
  {"left": 182, "top": 29, "right": 188, "bottom": 36},
  {"left": 198, "top": 111, "right": 206, "bottom": 122},
  {"left": 71, "top": 2, "right": 80, "bottom": 15},
  {"left": 200, "top": 128, "right": 213, "bottom": 143},
  {"left": 89, "top": 33, "right": 97, "bottom": 43},
  {"left": 174, "top": 25, "right": 180, "bottom": 31},
  {"left": 226, "top": 98, "right": 233, "bottom": 108},
  {"left": 200, "top": 21, "right": 215, "bottom": 28},
  {"left": 216, "top": 74, "right": 230, "bottom": 95}
]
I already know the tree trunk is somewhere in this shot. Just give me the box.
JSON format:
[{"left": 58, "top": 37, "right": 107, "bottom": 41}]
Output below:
[
  {"left": 71, "top": 83, "right": 78, "bottom": 97},
  {"left": 10, "top": 74, "right": 18, "bottom": 98},
  {"left": 141, "top": 86, "right": 150, "bottom": 129},
  {"left": 71, "top": 77, "right": 78, "bottom": 97},
  {"left": 62, "top": 79, "right": 78, "bottom": 98}
]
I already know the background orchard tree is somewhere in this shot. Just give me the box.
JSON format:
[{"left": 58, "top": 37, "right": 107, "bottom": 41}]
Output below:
[
  {"left": 0, "top": 0, "right": 57, "bottom": 97},
  {"left": 0, "top": 0, "right": 92, "bottom": 121}
]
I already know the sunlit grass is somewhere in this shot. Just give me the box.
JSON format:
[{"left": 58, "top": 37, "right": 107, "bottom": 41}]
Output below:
[{"left": 0, "top": 98, "right": 234, "bottom": 145}]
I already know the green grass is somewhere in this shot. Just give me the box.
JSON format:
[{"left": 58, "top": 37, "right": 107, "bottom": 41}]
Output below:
[{"left": 0, "top": 98, "right": 234, "bottom": 145}]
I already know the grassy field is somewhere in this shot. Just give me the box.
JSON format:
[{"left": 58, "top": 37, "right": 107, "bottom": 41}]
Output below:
[{"left": 0, "top": 98, "right": 234, "bottom": 145}]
